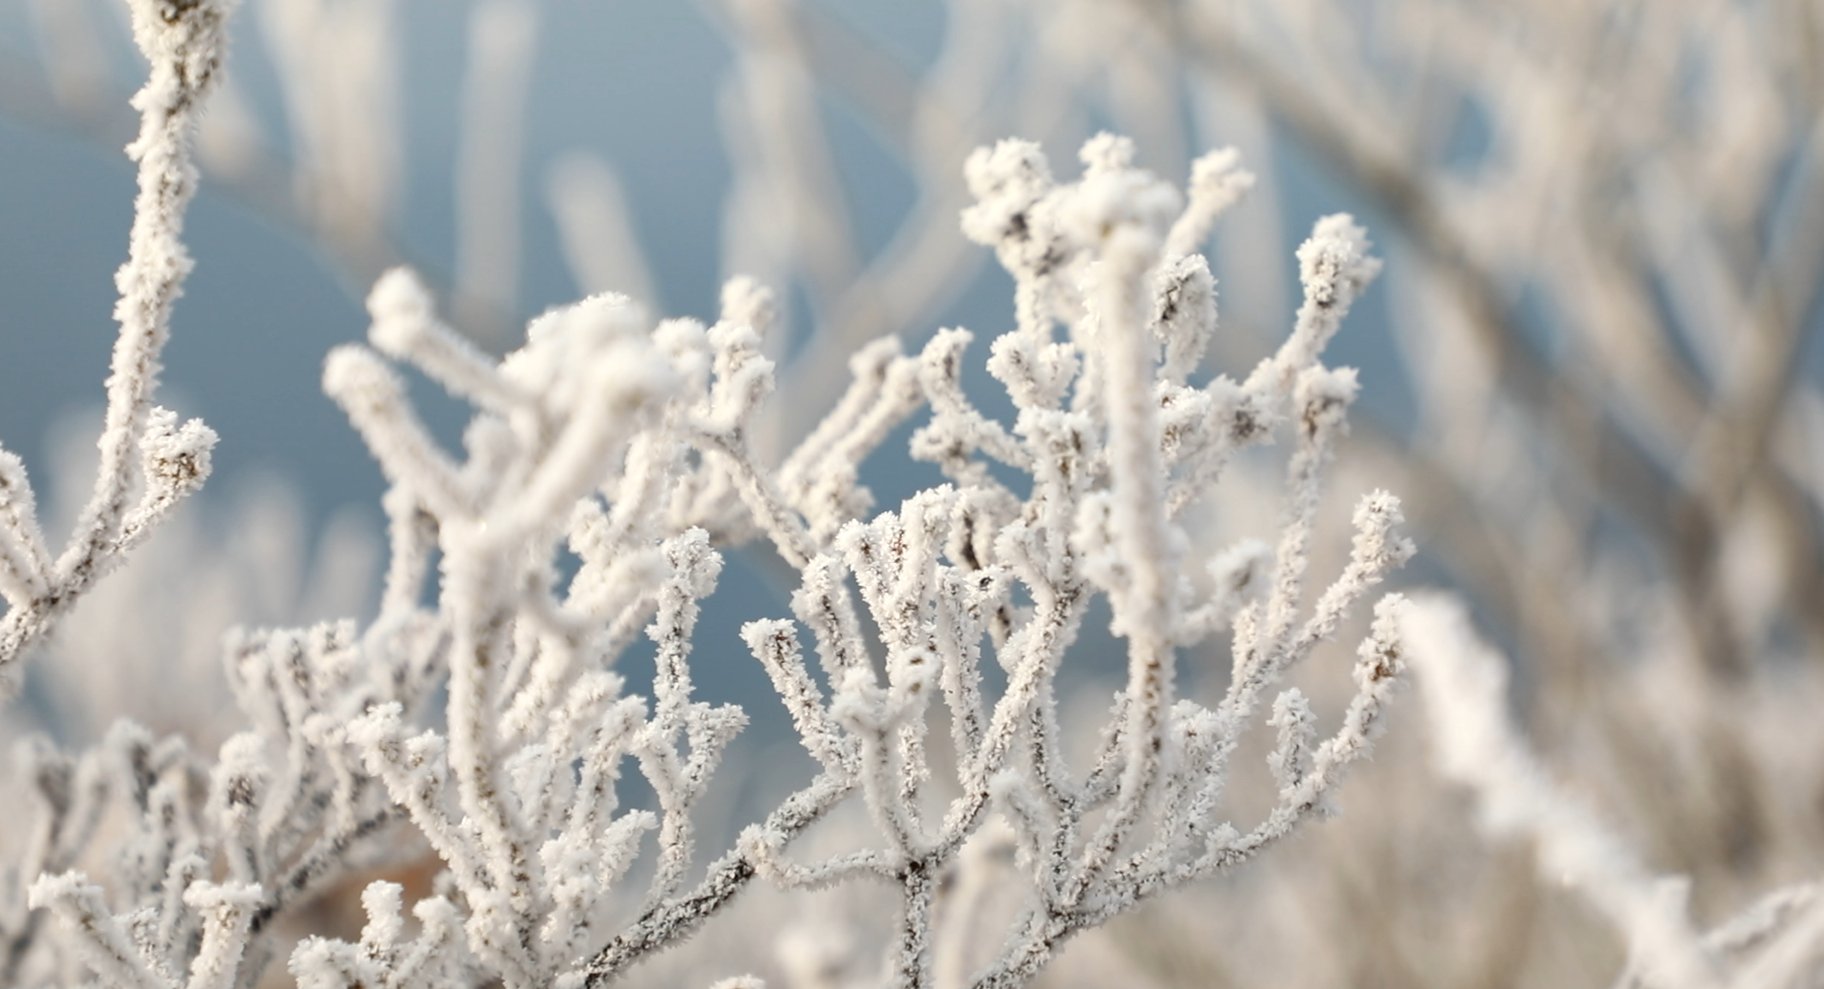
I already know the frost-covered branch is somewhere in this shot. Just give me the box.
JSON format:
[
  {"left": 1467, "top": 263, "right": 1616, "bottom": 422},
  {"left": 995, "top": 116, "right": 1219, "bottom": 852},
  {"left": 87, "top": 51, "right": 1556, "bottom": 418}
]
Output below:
[{"left": 0, "top": 0, "right": 235, "bottom": 687}]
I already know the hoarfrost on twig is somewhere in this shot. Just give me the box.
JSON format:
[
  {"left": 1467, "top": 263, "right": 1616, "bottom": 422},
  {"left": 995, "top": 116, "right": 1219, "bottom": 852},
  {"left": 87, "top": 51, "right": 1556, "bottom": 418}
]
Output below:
[{"left": 4, "top": 32, "right": 1413, "bottom": 977}]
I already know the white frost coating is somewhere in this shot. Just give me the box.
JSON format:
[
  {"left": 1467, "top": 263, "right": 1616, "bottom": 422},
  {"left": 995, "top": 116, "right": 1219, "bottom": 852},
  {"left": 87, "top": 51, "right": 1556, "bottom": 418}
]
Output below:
[
  {"left": 121, "top": 406, "right": 219, "bottom": 547},
  {"left": 181, "top": 882, "right": 262, "bottom": 989},
  {"left": 26, "top": 871, "right": 262, "bottom": 989},
  {"left": 0, "top": 0, "right": 234, "bottom": 687},
  {"left": 323, "top": 345, "right": 472, "bottom": 520},
  {"left": 0, "top": 452, "right": 50, "bottom": 605},
  {"left": 1249, "top": 215, "right": 1382, "bottom": 396},
  {"left": 368, "top": 268, "right": 531, "bottom": 414},
  {"left": 1164, "top": 147, "right": 1255, "bottom": 259},
  {"left": 1151, "top": 254, "right": 1218, "bottom": 384},
  {"left": 1266, "top": 688, "right": 1316, "bottom": 801},
  {"left": 27, "top": 873, "right": 163, "bottom": 989}
]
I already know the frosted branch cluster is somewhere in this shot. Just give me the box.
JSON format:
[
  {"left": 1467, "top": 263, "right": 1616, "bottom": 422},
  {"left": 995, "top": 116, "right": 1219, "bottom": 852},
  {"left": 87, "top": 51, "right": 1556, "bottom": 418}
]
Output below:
[{"left": 0, "top": 4, "right": 1414, "bottom": 985}]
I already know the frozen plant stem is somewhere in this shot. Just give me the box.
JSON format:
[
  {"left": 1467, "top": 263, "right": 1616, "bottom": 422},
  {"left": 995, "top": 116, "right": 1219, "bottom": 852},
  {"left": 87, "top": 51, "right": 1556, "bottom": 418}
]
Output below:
[{"left": 0, "top": 0, "right": 232, "bottom": 686}]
